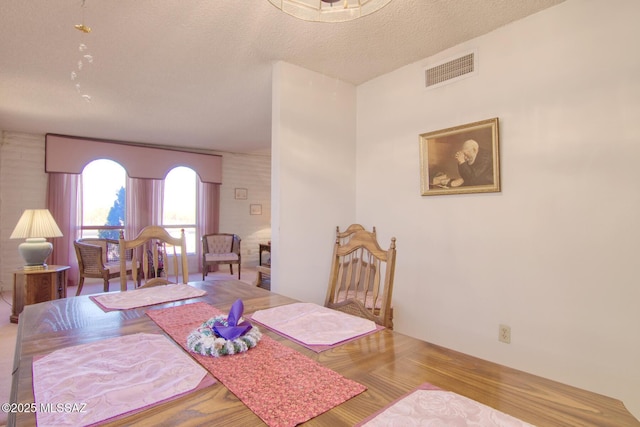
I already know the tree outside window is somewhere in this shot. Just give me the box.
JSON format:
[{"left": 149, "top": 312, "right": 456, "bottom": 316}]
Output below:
[{"left": 99, "top": 186, "right": 125, "bottom": 240}]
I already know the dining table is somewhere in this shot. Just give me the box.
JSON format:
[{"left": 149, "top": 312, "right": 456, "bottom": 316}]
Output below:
[{"left": 8, "top": 279, "right": 639, "bottom": 426}]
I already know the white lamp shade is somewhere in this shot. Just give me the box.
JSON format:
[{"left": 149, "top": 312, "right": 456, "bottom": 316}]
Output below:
[
  {"left": 10, "top": 209, "right": 63, "bottom": 239},
  {"left": 11, "top": 209, "right": 63, "bottom": 269}
]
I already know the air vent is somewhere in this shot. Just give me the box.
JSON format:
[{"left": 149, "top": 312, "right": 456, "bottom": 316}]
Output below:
[{"left": 425, "top": 52, "right": 475, "bottom": 88}]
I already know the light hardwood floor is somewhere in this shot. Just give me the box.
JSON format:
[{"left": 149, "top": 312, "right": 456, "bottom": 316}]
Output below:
[{"left": 0, "top": 267, "right": 259, "bottom": 427}]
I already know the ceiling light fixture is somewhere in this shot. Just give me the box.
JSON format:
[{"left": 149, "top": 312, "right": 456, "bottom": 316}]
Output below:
[{"left": 268, "top": 0, "right": 392, "bottom": 23}]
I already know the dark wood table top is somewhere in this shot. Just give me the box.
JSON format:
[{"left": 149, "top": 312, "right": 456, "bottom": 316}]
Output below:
[{"left": 10, "top": 279, "right": 639, "bottom": 426}]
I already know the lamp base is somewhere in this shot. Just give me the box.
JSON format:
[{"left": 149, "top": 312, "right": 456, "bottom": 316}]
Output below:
[
  {"left": 18, "top": 238, "right": 53, "bottom": 269},
  {"left": 22, "top": 264, "right": 48, "bottom": 271}
]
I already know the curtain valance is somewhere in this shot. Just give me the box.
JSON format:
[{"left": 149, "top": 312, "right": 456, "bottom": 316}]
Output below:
[{"left": 45, "top": 134, "right": 222, "bottom": 184}]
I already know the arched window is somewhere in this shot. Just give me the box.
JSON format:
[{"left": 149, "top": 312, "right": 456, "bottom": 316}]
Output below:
[
  {"left": 81, "top": 159, "right": 127, "bottom": 239},
  {"left": 162, "top": 166, "right": 197, "bottom": 253}
]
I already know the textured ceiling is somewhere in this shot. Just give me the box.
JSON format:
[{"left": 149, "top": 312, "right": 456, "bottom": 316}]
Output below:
[{"left": 0, "top": 0, "right": 565, "bottom": 153}]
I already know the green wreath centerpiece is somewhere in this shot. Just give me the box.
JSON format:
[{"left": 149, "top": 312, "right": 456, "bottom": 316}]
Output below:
[{"left": 186, "top": 299, "right": 261, "bottom": 357}]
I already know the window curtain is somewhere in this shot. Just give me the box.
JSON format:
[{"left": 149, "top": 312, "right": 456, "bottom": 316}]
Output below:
[
  {"left": 47, "top": 173, "right": 81, "bottom": 286},
  {"left": 125, "top": 177, "right": 164, "bottom": 239},
  {"left": 197, "top": 179, "right": 220, "bottom": 273}
]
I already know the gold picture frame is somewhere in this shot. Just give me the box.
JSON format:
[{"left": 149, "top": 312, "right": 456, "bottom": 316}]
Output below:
[{"left": 419, "top": 117, "right": 500, "bottom": 196}]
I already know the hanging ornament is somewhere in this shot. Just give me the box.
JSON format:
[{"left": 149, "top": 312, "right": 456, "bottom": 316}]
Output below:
[
  {"left": 71, "top": 1, "right": 93, "bottom": 102},
  {"left": 75, "top": 0, "right": 91, "bottom": 33}
]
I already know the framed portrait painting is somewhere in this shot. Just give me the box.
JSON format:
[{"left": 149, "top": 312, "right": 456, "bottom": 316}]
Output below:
[{"left": 419, "top": 117, "right": 500, "bottom": 196}]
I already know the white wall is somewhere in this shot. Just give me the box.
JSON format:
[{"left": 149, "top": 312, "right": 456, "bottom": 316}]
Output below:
[
  {"left": 218, "top": 151, "right": 271, "bottom": 267},
  {"left": 0, "top": 132, "right": 49, "bottom": 293},
  {"left": 271, "top": 61, "right": 357, "bottom": 302},
  {"left": 356, "top": 0, "right": 639, "bottom": 418}
]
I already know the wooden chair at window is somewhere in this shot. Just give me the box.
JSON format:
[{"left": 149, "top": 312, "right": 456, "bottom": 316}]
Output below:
[
  {"left": 118, "top": 226, "right": 189, "bottom": 291},
  {"left": 202, "top": 233, "right": 241, "bottom": 280},
  {"left": 74, "top": 238, "right": 139, "bottom": 296},
  {"left": 325, "top": 225, "right": 397, "bottom": 329}
]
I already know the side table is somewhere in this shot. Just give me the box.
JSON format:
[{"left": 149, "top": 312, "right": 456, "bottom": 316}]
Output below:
[
  {"left": 254, "top": 265, "right": 271, "bottom": 290},
  {"left": 10, "top": 265, "right": 69, "bottom": 323},
  {"left": 259, "top": 243, "right": 271, "bottom": 266}
]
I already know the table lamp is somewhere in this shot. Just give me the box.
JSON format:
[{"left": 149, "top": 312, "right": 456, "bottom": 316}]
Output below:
[{"left": 10, "top": 209, "right": 63, "bottom": 270}]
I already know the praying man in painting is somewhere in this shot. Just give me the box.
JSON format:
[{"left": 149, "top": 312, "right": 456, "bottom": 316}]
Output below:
[{"left": 454, "top": 139, "right": 493, "bottom": 186}]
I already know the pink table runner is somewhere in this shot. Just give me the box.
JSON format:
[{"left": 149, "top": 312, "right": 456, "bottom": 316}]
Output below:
[
  {"left": 32, "top": 333, "right": 215, "bottom": 427},
  {"left": 147, "top": 302, "right": 367, "bottom": 427},
  {"left": 90, "top": 284, "right": 206, "bottom": 311},
  {"left": 356, "top": 383, "right": 534, "bottom": 426},
  {"left": 250, "top": 302, "right": 382, "bottom": 352}
]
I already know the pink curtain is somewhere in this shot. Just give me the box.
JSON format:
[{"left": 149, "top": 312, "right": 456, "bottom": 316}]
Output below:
[
  {"left": 47, "top": 173, "right": 81, "bottom": 285},
  {"left": 125, "top": 177, "right": 164, "bottom": 239},
  {"left": 197, "top": 179, "right": 220, "bottom": 273}
]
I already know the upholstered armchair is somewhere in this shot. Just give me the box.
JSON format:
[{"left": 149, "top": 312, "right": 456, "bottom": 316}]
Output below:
[{"left": 202, "top": 233, "right": 241, "bottom": 280}]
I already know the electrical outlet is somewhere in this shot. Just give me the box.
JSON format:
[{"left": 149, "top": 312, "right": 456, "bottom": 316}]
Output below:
[{"left": 499, "top": 324, "right": 511, "bottom": 344}]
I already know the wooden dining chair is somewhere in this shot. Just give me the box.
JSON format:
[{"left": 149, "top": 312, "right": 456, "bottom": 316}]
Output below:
[
  {"left": 325, "top": 225, "right": 397, "bottom": 329},
  {"left": 118, "top": 226, "right": 189, "bottom": 291},
  {"left": 336, "top": 223, "right": 376, "bottom": 244}
]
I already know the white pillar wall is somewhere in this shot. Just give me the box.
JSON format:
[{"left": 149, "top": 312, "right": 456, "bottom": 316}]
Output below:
[{"left": 271, "top": 61, "right": 357, "bottom": 303}]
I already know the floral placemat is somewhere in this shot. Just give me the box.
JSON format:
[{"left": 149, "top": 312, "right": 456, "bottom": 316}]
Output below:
[
  {"left": 250, "top": 302, "right": 383, "bottom": 352},
  {"left": 147, "top": 302, "right": 367, "bottom": 427},
  {"left": 90, "top": 284, "right": 206, "bottom": 311},
  {"left": 32, "top": 333, "right": 215, "bottom": 427},
  {"left": 356, "top": 383, "right": 534, "bottom": 426}
]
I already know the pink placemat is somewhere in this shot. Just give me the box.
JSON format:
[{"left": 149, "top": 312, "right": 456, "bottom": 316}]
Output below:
[
  {"left": 249, "top": 302, "right": 383, "bottom": 352},
  {"left": 32, "top": 333, "right": 215, "bottom": 427},
  {"left": 147, "top": 302, "right": 367, "bottom": 427},
  {"left": 356, "top": 383, "right": 534, "bottom": 426},
  {"left": 90, "top": 284, "right": 206, "bottom": 312}
]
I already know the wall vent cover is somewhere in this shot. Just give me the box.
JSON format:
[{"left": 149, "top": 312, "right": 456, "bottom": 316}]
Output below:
[{"left": 425, "top": 52, "right": 475, "bottom": 88}]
